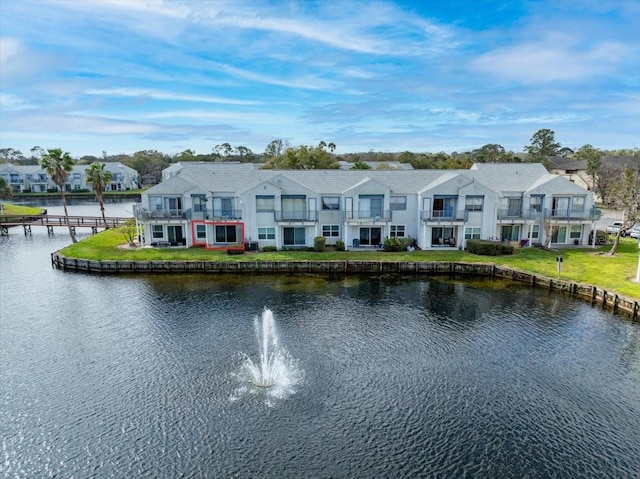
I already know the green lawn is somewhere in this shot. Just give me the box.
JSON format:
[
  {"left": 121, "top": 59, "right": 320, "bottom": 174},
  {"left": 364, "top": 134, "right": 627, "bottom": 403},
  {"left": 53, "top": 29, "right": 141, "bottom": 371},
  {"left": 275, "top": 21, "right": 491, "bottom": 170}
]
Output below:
[
  {"left": 0, "top": 203, "right": 45, "bottom": 215},
  {"left": 59, "top": 227, "right": 640, "bottom": 299}
]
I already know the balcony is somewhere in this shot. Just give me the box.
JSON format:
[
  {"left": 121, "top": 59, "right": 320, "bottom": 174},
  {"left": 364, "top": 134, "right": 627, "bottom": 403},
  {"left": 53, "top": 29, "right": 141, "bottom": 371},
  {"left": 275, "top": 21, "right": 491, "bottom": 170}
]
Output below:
[
  {"left": 190, "top": 209, "right": 243, "bottom": 220},
  {"left": 344, "top": 210, "right": 392, "bottom": 222},
  {"left": 497, "top": 208, "right": 539, "bottom": 220},
  {"left": 274, "top": 210, "right": 318, "bottom": 222},
  {"left": 133, "top": 205, "right": 187, "bottom": 220},
  {"left": 420, "top": 210, "right": 467, "bottom": 222},
  {"left": 544, "top": 207, "right": 602, "bottom": 221}
]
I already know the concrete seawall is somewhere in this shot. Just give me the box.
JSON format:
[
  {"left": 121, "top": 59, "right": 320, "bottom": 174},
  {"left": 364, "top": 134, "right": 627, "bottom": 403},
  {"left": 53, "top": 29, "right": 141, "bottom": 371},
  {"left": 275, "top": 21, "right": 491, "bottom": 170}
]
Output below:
[{"left": 51, "top": 252, "right": 639, "bottom": 321}]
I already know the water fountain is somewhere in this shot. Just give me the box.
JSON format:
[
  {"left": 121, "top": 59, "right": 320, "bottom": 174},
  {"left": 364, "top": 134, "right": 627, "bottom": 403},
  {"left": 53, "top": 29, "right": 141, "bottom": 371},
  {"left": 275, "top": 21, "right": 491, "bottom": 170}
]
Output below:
[{"left": 241, "top": 308, "right": 301, "bottom": 395}]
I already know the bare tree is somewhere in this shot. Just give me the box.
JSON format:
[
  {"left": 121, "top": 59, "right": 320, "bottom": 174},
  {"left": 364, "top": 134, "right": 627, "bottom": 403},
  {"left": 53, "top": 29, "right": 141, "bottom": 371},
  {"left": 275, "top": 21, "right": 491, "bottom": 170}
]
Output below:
[{"left": 606, "top": 162, "right": 640, "bottom": 255}]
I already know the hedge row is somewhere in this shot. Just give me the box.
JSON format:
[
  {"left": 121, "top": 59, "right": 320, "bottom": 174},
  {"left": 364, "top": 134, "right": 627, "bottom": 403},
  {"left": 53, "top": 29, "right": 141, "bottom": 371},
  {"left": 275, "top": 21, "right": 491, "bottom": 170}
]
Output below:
[{"left": 466, "top": 239, "right": 514, "bottom": 256}]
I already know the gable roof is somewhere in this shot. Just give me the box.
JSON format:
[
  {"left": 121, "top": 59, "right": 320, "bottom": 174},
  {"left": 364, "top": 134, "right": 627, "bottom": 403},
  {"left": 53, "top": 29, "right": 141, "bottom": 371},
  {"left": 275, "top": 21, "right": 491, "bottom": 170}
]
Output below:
[{"left": 142, "top": 162, "right": 589, "bottom": 199}]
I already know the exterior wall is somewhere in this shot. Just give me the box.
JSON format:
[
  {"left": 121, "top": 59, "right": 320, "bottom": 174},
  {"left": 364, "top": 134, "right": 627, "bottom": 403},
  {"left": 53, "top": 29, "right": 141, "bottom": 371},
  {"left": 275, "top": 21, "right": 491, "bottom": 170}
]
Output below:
[{"left": 135, "top": 165, "right": 599, "bottom": 252}]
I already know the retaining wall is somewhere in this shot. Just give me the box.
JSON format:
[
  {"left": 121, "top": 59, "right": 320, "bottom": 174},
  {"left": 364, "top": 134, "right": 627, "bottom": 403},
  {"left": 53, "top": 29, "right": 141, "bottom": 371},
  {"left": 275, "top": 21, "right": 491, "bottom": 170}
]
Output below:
[{"left": 51, "top": 252, "right": 639, "bottom": 321}]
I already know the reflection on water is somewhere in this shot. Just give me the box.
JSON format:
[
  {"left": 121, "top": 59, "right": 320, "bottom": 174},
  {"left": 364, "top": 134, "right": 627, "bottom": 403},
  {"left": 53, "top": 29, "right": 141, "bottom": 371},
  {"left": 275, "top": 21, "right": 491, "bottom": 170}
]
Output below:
[{"left": 1, "top": 200, "right": 639, "bottom": 478}]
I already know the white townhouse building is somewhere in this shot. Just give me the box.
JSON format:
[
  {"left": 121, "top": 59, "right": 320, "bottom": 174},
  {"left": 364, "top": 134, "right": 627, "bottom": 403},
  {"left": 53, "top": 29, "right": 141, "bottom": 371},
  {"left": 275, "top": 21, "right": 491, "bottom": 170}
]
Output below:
[
  {"left": 0, "top": 165, "right": 51, "bottom": 193},
  {"left": 133, "top": 162, "right": 600, "bottom": 250},
  {"left": 0, "top": 162, "right": 139, "bottom": 193}
]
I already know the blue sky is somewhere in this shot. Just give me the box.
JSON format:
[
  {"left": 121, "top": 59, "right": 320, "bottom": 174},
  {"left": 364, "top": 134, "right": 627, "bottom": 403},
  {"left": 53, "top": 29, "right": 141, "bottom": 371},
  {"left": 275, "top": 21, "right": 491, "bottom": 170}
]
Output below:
[{"left": 1, "top": 0, "right": 638, "bottom": 158}]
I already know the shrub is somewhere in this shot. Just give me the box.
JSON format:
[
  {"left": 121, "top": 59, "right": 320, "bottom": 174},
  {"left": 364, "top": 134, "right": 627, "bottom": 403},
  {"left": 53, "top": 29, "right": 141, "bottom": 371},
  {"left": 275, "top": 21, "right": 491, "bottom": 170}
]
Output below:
[
  {"left": 227, "top": 248, "right": 244, "bottom": 255},
  {"left": 383, "top": 236, "right": 415, "bottom": 252},
  {"left": 335, "top": 240, "right": 345, "bottom": 251},
  {"left": 314, "top": 236, "right": 326, "bottom": 252},
  {"left": 466, "top": 239, "right": 514, "bottom": 256},
  {"left": 262, "top": 245, "right": 278, "bottom": 252}
]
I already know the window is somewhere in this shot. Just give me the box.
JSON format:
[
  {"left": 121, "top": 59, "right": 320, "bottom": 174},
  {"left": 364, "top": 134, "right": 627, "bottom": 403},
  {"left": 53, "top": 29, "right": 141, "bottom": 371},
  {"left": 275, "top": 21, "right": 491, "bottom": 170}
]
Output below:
[
  {"left": 570, "top": 225, "right": 582, "bottom": 239},
  {"left": 192, "top": 195, "right": 207, "bottom": 213},
  {"left": 465, "top": 196, "right": 483, "bottom": 211},
  {"left": 390, "top": 225, "right": 405, "bottom": 237},
  {"left": 390, "top": 196, "right": 407, "bottom": 211},
  {"left": 432, "top": 196, "right": 457, "bottom": 218},
  {"left": 283, "top": 227, "right": 306, "bottom": 246},
  {"left": 256, "top": 195, "right": 274, "bottom": 212},
  {"left": 530, "top": 196, "right": 543, "bottom": 212},
  {"left": 149, "top": 196, "right": 162, "bottom": 210},
  {"left": 215, "top": 225, "right": 237, "bottom": 243},
  {"left": 507, "top": 197, "right": 522, "bottom": 216},
  {"left": 322, "top": 196, "right": 340, "bottom": 210},
  {"left": 528, "top": 225, "right": 540, "bottom": 239},
  {"left": 282, "top": 195, "right": 306, "bottom": 220},
  {"left": 152, "top": 225, "right": 163, "bottom": 239},
  {"left": 196, "top": 224, "right": 206, "bottom": 239},
  {"left": 322, "top": 225, "right": 340, "bottom": 237},
  {"left": 571, "top": 196, "right": 585, "bottom": 212},
  {"left": 359, "top": 195, "right": 383, "bottom": 218},
  {"left": 258, "top": 227, "right": 275, "bottom": 240},
  {"left": 464, "top": 227, "right": 481, "bottom": 239}
]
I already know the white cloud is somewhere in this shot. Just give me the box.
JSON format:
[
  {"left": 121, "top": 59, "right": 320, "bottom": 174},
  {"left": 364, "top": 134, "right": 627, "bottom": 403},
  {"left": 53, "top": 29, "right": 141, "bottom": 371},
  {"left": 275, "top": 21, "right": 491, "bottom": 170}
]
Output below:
[
  {"left": 471, "top": 32, "right": 632, "bottom": 84},
  {"left": 0, "top": 37, "right": 22, "bottom": 63},
  {"left": 0, "top": 93, "right": 34, "bottom": 111},
  {"left": 84, "top": 88, "right": 262, "bottom": 106}
]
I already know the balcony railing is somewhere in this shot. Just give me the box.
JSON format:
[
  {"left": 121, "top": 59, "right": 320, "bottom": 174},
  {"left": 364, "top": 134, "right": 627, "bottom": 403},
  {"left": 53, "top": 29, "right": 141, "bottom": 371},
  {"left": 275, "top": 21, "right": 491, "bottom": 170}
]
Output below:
[
  {"left": 190, "top": 209, "right": 243, "bottom": 220},
  {"left": 133, "top": 205, "right": 187, "bottom": 220},
  {"left": 420, "top": 210, "right": 467, "bottom": 222},
  {"left": 544, "top": 207, "right": 602, "bottom": 220},
  {"left": 274, "top": 210, "right": 318, "bottom": 221},
  {"left": 497, "top": 208, "right": 539, "bottom": 220},
  {"left": 344, "top": 210, "right": 392, "bottom": 221}
]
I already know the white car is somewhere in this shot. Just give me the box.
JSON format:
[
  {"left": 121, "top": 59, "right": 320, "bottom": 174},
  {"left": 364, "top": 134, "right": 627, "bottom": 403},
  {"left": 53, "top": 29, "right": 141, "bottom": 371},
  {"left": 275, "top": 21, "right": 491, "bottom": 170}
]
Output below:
[
  {"left": 606, "top": 221, "right": 624, "bottom": 234},
  {"left": 627, "top": 226, "right": 640, "bottom": 239}
]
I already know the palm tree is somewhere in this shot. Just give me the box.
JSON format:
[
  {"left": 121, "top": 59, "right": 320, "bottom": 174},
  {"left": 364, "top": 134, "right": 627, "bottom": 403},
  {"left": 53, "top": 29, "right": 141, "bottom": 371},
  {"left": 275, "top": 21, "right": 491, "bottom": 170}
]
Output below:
[
  {"left": 40, "top": 148, "right": 77, "bottom": 243},
  {"left": 85, "top": 162, "right": 113, "bottom": 227}
]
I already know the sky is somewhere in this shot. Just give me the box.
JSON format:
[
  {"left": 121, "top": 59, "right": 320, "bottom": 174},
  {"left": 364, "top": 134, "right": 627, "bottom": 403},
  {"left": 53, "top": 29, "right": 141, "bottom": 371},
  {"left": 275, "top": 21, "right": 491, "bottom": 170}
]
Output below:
[{"left": 0, "top": 0, "right": 639, "bottom": 158}]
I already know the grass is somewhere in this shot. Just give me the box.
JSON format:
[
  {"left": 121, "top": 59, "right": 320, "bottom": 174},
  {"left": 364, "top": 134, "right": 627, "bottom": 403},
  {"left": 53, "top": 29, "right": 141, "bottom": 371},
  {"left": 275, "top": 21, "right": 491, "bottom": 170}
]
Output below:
[
  {"left": 0, "top": 203, "right": 45, "bottom": 215},
  {"left": 59, "top": 227, "right": 640, "bottom": 300}
]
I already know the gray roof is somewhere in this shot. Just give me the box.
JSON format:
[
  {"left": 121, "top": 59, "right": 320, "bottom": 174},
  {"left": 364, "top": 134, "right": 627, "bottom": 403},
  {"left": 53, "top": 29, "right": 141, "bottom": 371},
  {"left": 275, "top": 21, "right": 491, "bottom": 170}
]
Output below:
[
  {"left": 547, "top": 156, "right": 588, "bottom": 170},
  {"left": 145, "top": 162, "right": 580, "bottom": 197}
]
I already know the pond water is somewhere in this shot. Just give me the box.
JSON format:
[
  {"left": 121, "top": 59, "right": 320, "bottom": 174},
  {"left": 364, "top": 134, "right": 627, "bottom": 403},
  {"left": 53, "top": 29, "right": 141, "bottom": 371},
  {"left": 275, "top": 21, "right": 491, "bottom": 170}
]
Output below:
[{"left": 1, "top": 199, "right": 639, "bottom": 478}]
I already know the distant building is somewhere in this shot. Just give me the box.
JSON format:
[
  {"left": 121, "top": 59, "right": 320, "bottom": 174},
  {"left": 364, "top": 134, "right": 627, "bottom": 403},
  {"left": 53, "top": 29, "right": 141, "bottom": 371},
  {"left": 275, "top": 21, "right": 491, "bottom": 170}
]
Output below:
[{"left": 0, "top": 162, "right": 139, "bottom": 192}]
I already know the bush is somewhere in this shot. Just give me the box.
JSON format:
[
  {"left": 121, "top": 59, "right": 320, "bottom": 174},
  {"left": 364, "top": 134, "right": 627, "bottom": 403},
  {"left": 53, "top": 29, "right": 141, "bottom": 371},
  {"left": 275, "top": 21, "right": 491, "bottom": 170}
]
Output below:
[
  {"left": 227, "top": 248, "right": 244, "bottom": 255},
  {"left": 262, "top": 245, "right": 278, "bottom": 252},
  {"left": 466, "top": 239, "right": 514, "bottom": 256},
  {"left": 383, "top": 236, "right": 415, "bottom": 252},
  {"left": 314, "top": 236, "right": 326, "bottom": 252},
  {"left": 335, "top": 240, "right": 345, "bottom": 251}
]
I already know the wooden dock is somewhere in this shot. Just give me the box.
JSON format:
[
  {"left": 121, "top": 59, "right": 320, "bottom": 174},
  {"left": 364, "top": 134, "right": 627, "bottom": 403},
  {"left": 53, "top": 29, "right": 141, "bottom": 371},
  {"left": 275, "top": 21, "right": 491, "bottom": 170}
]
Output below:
[{"left": 0, "top": 214, "right": 132, "bottom": 236}]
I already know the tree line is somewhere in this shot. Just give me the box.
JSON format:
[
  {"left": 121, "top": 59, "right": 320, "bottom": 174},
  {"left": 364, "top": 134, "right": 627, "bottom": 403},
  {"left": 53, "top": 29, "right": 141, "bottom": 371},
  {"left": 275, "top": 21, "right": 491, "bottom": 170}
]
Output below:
[{"left": 0, "top": 129, "right": 637, "bottom": 255}]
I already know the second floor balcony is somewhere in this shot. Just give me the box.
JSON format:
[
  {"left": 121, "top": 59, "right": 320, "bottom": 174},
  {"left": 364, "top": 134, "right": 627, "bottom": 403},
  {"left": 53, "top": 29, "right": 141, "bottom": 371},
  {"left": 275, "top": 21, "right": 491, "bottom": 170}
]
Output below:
[
  {"left": 274, "top": 210, "right": 318, "bottom": 222},
  {"left": 190, "top": 209, "right": 243, "bottom": 220},
  {"left": 421, "top": 209, "right": 467, "bottom": 222},
  {"left": 544, "top": 207, "right": 602, "bottom": 221},
  {"left": 133, "top": 204, "right": 187, "bottom": 220},
  {"left": 497, "top": 208, "right": 539, "bottom": 221},
  {"left": 344, "top": 210, "right": 392, "bottom": 222}
]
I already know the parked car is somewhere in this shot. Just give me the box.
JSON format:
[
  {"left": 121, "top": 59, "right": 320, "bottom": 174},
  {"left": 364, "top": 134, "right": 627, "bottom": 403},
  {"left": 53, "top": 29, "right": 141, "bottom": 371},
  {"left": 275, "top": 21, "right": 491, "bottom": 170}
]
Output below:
[
  {"left": 606, "top": 221, "right": 625, "bottom": 235},
  {"left": 627, "top": 226, "right": 640, "bottom": 239}
]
